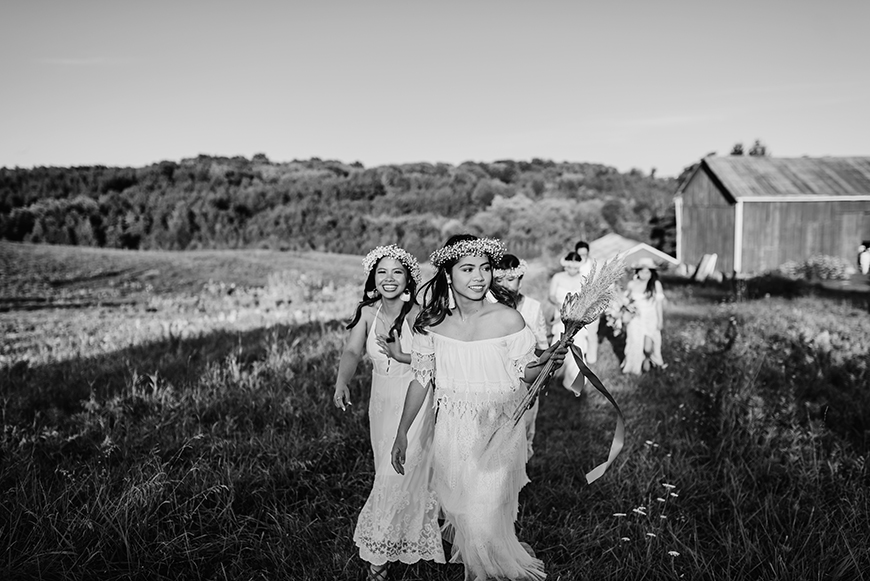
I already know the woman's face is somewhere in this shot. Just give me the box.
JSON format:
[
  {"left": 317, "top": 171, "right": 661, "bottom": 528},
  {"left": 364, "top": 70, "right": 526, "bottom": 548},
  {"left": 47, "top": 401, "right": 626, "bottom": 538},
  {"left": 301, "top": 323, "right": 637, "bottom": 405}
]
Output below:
[
  {"left": 449, "top": 255, "right": 492, "bottom": 301},
  {"left": 564, "top": 263, "right": 581, "bottom": 276},
  {"left": 374, "top": 257, "right": 408, "bottom": 299},
  {"left": 494, "top": 273, "right": 522, "bottom": 293},
  {"left": 635, "top": 267, "right": 652, "bottom": 281}
]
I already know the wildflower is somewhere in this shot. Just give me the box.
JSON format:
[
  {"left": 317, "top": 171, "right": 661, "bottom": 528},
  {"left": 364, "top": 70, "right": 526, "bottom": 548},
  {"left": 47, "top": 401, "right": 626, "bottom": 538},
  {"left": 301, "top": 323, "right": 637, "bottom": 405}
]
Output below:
[
  {"left": 613, "top": 513, "right": 627, "bottom": 517},
  {"left": 632, "top": 508, "right": 647, "bottom": 516},
  {"left": 656, "top": 497, "right": 666, "bottom": 502},
  {"left": 646, "top": 533, "right": 656, "bottom": 538},
  {"left": 645, "top": 440, "right": 654, "bottom": 446},
  {"left": 668, "top": 551, "right": 681, "bottom": 557},
  {"left": 670, "top": 492, "right": 679, "bottom": 498},
  {"left": 660, "top": 515, "right": 668, "bottom": 519},
  {"left": 662, "top": 483, "right": 676, "bottom": 489},
  {"left": 621, "top": 537, "right": 630, "bottom": 542}
]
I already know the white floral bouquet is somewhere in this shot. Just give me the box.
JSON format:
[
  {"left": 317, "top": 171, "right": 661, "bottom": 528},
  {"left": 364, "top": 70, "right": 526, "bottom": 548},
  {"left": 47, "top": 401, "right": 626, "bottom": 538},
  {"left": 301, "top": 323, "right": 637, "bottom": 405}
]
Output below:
[{"left": 604, "top": 291, "right": 635, "bottom": 337}]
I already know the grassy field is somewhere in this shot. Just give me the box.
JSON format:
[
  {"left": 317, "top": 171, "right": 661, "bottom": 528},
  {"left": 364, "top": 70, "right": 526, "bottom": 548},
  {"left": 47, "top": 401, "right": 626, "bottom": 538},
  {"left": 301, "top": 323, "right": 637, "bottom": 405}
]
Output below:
[{"left": 1, "top": 242, "right": 869, "bottom": 580}]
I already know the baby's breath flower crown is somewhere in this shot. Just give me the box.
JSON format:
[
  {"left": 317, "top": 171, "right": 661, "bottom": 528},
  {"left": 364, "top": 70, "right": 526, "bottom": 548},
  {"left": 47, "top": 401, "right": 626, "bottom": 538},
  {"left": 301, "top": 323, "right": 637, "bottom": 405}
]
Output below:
[
  {"left": 494, "top": 259, "right": 528, "bottom": 279},
  {"left": 362, "top": 245, "right": 422, "bottom": 286},
  {"left": 429, "top": 238, "right": 506, "bottom": 269}
]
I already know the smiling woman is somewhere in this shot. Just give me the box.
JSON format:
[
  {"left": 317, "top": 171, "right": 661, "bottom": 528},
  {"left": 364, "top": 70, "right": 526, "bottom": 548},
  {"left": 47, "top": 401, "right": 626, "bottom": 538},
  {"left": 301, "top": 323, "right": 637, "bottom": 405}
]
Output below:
[
  {"left": 391, "top": 234, "right": 570, "bottom": 581},
  {"left": 332, "top": 245, "right": 444, "bottom": 580}
]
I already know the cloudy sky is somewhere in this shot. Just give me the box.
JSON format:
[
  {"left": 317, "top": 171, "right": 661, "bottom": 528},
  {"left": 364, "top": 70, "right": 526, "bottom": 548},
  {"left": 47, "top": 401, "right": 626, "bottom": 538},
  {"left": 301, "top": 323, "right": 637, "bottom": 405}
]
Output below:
[{"left": 2, "top": 0, "right": 868, "bottom": 177}]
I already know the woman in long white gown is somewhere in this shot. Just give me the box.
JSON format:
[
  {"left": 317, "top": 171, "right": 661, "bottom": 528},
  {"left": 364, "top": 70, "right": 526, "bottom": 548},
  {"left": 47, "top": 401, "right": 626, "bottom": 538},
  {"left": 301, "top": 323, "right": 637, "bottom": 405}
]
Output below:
[
  {"left": 548, "top": 251, "right": 589, "bottom": 395},
  {"left": 333, "top": 245, "right": 444, "bottom": 581},
  {"left": 621, "top": 257, "right": 666, "bottom": 375},
  {"left": 493, "top": 254, "right": 550, "bottom": 459},
  {"left": 390, "top": 235, "right": 568, "bottom": 581}
]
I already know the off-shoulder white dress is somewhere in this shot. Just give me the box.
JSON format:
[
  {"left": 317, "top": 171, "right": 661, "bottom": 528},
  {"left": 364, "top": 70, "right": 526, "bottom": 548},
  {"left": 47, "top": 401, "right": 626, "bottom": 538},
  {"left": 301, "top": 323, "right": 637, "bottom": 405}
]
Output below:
[
  {"left": 412, "top": 327, "right": 545, "bottom": 581},
  {"left": 352, "top": 313, "right": 445, "bottom": 566}
]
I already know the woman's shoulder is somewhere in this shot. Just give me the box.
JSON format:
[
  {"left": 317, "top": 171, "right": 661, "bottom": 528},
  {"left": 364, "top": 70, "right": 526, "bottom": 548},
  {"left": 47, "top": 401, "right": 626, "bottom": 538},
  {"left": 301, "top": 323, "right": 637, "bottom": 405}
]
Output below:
[{"left": 486, "top": 303, "right": 526, "bottom": 333}]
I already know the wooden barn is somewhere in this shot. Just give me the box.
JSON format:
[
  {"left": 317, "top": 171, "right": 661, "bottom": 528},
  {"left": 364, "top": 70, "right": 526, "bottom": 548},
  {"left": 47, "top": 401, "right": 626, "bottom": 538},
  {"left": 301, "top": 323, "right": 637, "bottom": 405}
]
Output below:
[{"left": 674, "top": 156, "right": 870, "bottom": 276}]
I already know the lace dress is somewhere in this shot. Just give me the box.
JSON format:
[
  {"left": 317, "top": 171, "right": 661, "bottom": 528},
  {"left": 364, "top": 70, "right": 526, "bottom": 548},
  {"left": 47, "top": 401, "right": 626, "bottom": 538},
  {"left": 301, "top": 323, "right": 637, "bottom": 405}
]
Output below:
[
  {"left": 621, "top": 281, "right": 665, "bottom": 374},
  {"left": 352, "top": 310, "right": 445, "bottom": 566},
  {"left": 412, "top": 327, "right": 544, "bottom": 581},
  {"left": 517, "top": 296, "right": 549, "bottom": 459}
]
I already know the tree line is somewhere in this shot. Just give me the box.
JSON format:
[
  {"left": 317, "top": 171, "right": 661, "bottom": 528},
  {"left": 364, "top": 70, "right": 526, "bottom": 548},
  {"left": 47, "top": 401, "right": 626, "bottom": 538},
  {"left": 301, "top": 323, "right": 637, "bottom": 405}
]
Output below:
[{"left": 0, "top": 155, "right": 677, "bottom": 259}]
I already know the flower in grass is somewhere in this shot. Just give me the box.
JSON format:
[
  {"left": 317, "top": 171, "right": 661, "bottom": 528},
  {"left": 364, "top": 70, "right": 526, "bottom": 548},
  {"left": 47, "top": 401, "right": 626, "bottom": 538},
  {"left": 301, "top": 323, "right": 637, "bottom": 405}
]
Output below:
[
  {"left": 645, "top": 440, "right": 654, "bottom": 446},
  {"left": 632, "top": 507, "right": 647, "bottom": 516},
  {"left": 621, "top": 537, "right": 630, "bottom": 542},
  {"left": 662, "top": 483, "right": 676, "bottom": 489},
  {"left": 668, "top": 550, "right": 681, "bottom": 557},
  {"left": 670, "top": 492, "right": 679, "bottom": 498},
  {"left": 657, "top": 497, "right": 666, "bottom": 502},
  {"left": 660, "top": 515, "right": 668, "bottom": 520},
  {"left": 646, "top": 533, "right": 657, "bottom": 538},
  {"left": 613, "top": 513, "right": 627, "bottom": 517}
]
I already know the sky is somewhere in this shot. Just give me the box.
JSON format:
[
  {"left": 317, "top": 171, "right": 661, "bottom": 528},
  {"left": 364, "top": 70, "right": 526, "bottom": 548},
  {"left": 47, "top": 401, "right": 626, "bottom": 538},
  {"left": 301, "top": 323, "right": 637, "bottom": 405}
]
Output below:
[{"left": 1, "top": 0, "right": 868, "bottom": 178}]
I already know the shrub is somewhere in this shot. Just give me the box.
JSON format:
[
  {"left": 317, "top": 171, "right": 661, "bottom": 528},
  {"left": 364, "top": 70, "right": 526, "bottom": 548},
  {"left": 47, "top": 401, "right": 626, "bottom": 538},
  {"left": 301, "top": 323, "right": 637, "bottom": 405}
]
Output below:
[{"left": 779, "top": 255, "right": 851, "bottom": 281}]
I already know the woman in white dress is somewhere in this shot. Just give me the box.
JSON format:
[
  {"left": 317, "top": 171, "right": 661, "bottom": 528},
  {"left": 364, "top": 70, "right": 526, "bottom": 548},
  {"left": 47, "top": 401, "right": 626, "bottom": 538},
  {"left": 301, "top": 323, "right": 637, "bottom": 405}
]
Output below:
[
  {"left": 621, "top": 257, "right": 666, "bottom": 375},
  {"left": 390, "top": 235, "right": 569, "bottom": 581},
  {"left": 493, "top": 253, "right": 550, "bottom": 459},
  {"left": 548, "top": 251, "right": 588, "bottom": 395},
  {"left": 333, "top": 245, "right": 444, "bottom": 581}
]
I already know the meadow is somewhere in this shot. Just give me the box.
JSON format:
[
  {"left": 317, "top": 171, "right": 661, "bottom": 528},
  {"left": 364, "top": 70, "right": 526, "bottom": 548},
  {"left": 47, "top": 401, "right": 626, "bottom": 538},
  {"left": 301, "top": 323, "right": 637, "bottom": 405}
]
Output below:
[{"left": 1, "top": 241, "right": 869, "bottom": 580}]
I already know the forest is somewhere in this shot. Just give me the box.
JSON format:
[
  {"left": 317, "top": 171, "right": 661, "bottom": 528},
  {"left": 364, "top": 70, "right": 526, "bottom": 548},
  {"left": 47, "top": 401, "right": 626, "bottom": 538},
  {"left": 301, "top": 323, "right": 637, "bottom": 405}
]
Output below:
[{"left": 0, "top": 155, "right": 678, "bottom": 259}]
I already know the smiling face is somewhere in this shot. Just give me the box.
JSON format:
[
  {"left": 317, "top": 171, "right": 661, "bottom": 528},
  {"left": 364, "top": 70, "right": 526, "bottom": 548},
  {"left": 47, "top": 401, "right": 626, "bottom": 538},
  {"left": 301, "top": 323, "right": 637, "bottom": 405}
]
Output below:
[
  {"left": 635, "top": 267, "right": 652, "bottom": 281},
  {"left": 564, "top": 263, "right": 581, "bottom": 276},
  {"left": 374, "top": 257, "right": 408, "bottom": 299},
  {"left": 449, "top": 255, "right": 492, "bottom": 301}
]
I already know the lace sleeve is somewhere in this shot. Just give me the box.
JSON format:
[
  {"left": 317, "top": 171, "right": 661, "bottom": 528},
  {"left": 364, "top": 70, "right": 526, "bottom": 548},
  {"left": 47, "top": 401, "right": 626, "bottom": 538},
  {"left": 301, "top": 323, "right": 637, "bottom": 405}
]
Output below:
[
  {"left": 507, "top": 327, "right": 537, "bottom": 382},
  {"left": 411, "top": 332, "right": 435, "bottom": 387}
]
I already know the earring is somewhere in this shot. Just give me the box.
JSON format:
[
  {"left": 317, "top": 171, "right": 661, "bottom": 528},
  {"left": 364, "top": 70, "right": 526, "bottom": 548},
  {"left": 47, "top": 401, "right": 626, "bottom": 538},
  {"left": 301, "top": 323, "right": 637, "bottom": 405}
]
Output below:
[
  {"left": 400, "top": 289, "right": 411, "bottom": 303},
  {"left": 485, "top": 290, "right": 498, "bottom": 303},
  {"left": 366, "top": 289, "right": 380, "bottom": 299},
  {"left": 447, "top": 285, "right": 456, "bottom": 310}
]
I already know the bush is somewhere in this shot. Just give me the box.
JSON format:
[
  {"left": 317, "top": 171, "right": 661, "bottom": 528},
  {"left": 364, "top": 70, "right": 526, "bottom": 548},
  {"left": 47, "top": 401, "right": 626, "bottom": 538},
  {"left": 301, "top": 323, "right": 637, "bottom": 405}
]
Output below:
[{"left": 779, "top": 255, "right": 851, "bottom": 281}]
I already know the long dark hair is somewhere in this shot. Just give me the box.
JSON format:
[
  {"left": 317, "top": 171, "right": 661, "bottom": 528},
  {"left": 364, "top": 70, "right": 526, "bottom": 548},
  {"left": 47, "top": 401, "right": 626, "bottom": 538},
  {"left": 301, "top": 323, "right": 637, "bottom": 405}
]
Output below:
[
  {"left": 641, "top": 268, "right": 660, "bottom": 299},
  {"left": 414, "top": 234, "right": 512, "bottom": 333},
  {"left": 346, "top": 259, "right": 417, "bottom": 340}
]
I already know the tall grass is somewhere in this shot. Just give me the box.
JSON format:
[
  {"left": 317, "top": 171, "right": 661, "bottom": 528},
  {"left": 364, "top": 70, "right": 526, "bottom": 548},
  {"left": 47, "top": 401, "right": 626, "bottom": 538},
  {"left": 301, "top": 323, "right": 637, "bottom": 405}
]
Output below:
[{"left": 2, "top": 286, "right": 869, "bottom": 579}]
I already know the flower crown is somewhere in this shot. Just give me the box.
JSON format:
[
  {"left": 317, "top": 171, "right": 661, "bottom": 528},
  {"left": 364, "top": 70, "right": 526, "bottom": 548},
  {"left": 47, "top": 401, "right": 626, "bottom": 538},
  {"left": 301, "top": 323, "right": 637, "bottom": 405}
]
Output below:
[
  {"left": 494, "top": 259, "right": 528, "bottom": 279},
  {"left": 362, "top": 245, "right": 422, "bottom": 285},
  {"left": 429, "top": 237, "right": 506, "bottom": 269}
]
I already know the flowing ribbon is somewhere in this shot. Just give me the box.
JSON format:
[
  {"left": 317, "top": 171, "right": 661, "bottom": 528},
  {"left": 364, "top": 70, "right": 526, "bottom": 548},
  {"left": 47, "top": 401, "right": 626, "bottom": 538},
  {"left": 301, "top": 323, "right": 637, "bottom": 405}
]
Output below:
[{"left": 569, "top": 344, "right": 625, "bottom": 484}]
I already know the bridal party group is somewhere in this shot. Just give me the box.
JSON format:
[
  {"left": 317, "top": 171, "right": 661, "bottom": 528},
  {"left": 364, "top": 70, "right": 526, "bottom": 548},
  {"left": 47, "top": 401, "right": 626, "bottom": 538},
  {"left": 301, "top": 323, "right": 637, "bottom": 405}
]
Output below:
[{"left": 332, "top": 234, "right": 666, "bottom": 581}]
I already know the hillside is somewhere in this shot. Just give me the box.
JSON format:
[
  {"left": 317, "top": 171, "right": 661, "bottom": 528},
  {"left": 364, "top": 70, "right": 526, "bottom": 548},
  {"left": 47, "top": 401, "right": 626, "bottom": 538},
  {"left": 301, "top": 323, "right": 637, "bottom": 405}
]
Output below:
[{"left": 0, "top": 156, "right": 677, "bottom": 259}]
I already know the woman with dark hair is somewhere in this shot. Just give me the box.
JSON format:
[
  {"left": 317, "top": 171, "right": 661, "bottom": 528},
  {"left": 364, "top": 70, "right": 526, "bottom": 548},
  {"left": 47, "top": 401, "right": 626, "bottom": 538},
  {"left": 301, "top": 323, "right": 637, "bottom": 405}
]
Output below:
[
  {"left": 333, "top": 245, "right": 444, "bottom": 581},
  {"left": 493, "top": 253, "right": 549, "bottom": 459},
  {"left": 391, "top": 234, "right": 569, "bottom": 581},
  {"left": 548, "top": 251, "right": 588, "bottom": 395},
  {"left": 621, "top": 257, "right": 666, "bottom": 374}
]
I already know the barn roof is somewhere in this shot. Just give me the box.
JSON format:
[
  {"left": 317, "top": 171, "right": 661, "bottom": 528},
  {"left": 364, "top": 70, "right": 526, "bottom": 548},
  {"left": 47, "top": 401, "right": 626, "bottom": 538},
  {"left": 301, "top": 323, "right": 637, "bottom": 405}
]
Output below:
[
  {"left": 689, "top": 156, "right": 870, "bottom": 200},
  {"left": 589, "top": 232, "right": 680, "bottom": 266}
]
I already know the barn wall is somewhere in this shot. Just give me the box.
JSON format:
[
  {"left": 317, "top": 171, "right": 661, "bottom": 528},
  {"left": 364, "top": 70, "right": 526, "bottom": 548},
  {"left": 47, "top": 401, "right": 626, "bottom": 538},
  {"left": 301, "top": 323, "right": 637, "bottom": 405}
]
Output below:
[
  {"left": 678, "top": 167, "right": 735, "bottom": 273},
  {"left": 741, "top": 200, "right": 870, "bottom": 272}
]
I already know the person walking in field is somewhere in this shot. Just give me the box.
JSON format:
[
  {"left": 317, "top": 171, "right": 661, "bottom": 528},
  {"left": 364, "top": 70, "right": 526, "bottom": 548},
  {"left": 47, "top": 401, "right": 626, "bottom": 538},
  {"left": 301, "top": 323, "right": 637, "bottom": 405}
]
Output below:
[
  {"left": 333, "top": 245, "right": 444, "bottom": 581},
  {"left": 493, "top": 253, "right": 549, "bottom": 459},
  {"left": 548, "top": 250, "right": 588, "bottom": 395},
  {"left": 621, "top": 257, "right": 666, "bottom": 374},
  {"left": 391, "top": 234, "right": 569, "bottom": 581},
  {"left": 573, "top": 240, "right": 601, "bottom": 364}
]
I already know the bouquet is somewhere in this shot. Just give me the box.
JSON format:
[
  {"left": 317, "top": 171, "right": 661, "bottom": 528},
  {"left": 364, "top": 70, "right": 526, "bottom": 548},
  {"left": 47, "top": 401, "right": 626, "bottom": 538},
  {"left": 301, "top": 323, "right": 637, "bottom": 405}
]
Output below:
[
  {"left": 604, "top": 291, "right": 635, "bottom": 337},
  {"left": 512, "top": 255, "right": 626, "bottom": 425}
]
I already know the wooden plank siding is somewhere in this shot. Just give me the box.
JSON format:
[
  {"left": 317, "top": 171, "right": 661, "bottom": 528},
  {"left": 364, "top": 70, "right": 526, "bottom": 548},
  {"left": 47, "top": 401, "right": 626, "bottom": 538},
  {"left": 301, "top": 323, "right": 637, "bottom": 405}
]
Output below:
[
  {"left": 741, "top": 201, "right": 870, "bottom": 272},
  {"left": 678, "top": 164, "right": 735, "bottom": 273}
]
